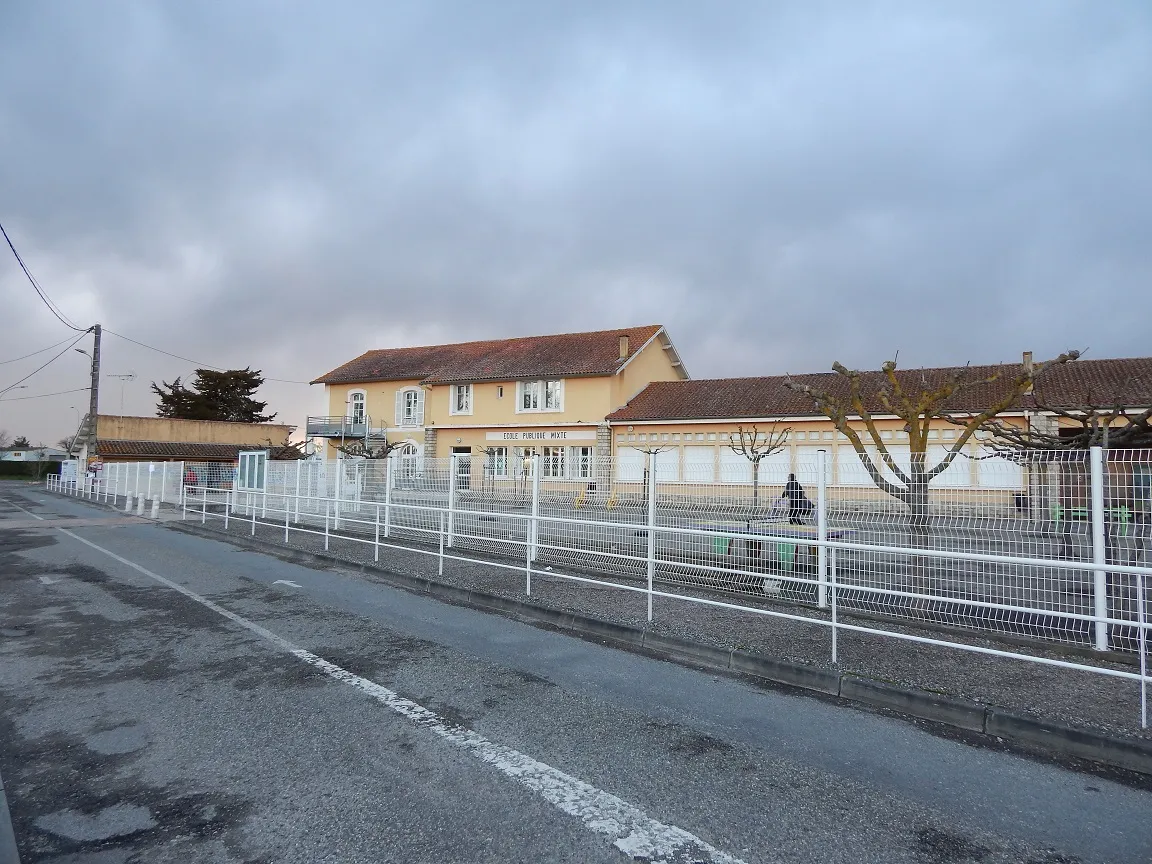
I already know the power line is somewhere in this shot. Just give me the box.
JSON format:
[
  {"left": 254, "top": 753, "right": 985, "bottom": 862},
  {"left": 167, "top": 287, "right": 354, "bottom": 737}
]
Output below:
[
  {"left": 1, "top": 330, "right": 90, "bottom": 394},
  {"left": 0, "top": 335, "right": 79, "bottom": 365},
  {"left": 0, "top": 219, "right": 86, "bottom": 332},
  {"left": 0, "top": 386, "right": 89, "bottom": 401},
  {"left": 105, "top": 329, "right": 309, "bottom": 383}
]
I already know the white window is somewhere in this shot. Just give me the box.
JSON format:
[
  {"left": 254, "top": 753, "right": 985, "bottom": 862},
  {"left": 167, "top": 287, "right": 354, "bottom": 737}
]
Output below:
[
  {"left": 616, "top": 448, "right": 645, "bottom": 483},
  {"left": 487, "top": 446, "right": 509, "bottom": 477},
  {"left": 683, "top": 446, "right": 715, "bottom": 482},
  {"left": 348, "top": 390, "right": 366, "bottom": 425},
  {"left": 517, "top": 379, "right": 563, "bottom": 412},
  {"left": 395, "top": 388, "right": 424, "bottom": 426},
  {"left": 399, "top": 443, "right": 420, "bottom": 479},
  {"left": 976, "top": 446, "right": 1024, "bottom": 489},
  {"left": 237, "top": 450, "right": 268, "bottom": 491},
  {"left": 570, "top": 446, "right": 594, "bottom": 479},
  {"left": 795, "top": 446, "right": 827, "bottom": 487},
  {"left": 653, "top": 448, "right": 679, "bottom": 482},
  {"left": 450, "top": 383, "right": 472, "bottom": 416},
  {"left": 542, "top": 446, "right": 565, "bottom": 478},
  {"left": 928, "top": 444, "right": 970, "bottom": 488},
  {"left": 719, "top": 449, "right": 753, "bottom": 484},
  {"left": 515, "top": 447, "right": 537, "bottom": 476}
]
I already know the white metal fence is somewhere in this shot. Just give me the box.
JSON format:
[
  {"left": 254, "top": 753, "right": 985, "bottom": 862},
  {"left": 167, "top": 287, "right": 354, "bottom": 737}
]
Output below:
[{"left": 47, "top": 448, "right": 1150, "bottom": 727}]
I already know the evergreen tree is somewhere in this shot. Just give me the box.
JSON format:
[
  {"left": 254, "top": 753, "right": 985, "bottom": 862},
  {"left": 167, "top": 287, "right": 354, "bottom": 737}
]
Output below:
[{"left": 152, "top": 368, "right": 276, "bottom": 423}]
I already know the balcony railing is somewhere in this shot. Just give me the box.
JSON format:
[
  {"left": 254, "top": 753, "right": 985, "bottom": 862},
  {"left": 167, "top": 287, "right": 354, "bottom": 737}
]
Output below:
[{"left": 306, "top": 415, "right": 371, "bottom": 439}]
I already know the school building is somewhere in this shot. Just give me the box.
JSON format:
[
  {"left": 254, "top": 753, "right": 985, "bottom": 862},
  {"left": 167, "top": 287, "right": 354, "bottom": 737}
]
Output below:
[
  {"left": 310, "top": 327, "right": 1152, "bottom": 503},
  {"left": 308, "top": 325, "right": 688, "bottom": 480}
]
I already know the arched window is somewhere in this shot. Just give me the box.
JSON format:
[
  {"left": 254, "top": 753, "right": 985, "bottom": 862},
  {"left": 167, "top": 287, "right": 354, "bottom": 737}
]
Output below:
[
  {"left": 348, "top": 390, "right": 366, "bottom": 425},
  {"left": 400, "top": 442, "right": 420, "bottom": 479}
]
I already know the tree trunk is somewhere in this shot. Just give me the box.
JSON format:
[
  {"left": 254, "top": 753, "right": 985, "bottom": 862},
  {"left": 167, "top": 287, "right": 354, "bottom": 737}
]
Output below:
[
  {"left": 906, "top": 465, "right": 933, "bottom": 604},
  {"left": 752, "top": 459, "right": 760, "bottom": 509}
]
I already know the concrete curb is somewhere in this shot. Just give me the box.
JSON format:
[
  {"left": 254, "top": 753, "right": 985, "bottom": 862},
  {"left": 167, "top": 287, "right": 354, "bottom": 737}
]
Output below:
[
  {"left": 0, "top": 769, "right": 20, "bottom": 864},
  {"left": 151, "top": 518, "right": 1152, "bottom": 777}
]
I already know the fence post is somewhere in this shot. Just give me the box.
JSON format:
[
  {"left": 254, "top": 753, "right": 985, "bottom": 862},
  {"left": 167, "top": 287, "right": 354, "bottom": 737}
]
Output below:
[
  {"left": 646, "top": 452, "right": 656, "bottom": 623},
  {"left": 159, "top": 462, "right": 168, "bottom": 505},
  {"left": 224, "top": 487, "right": 230, "bottom": 529},
  {"left": 284, "top": 496, "right": 290, "bottom": 543},
  {"left": 135, "top": 461, "right": 141, "bottom": 503},
  {"left": 384, "top": 453, "right": 394, "bottom": 538},
  {"left": 817, "top": 449, "right": 828, "bottom": 608},
  {"left": 324, "top": 499, "right": 330, "bottom": 551},
  {"left": 178, "top": 484, "right": 183, "bottom": 519},
  {"left": 294, "top": 459, "right": 301, "bottom": 523},
  {"left": 1090, "top": 446, "right": 1109, "bottom": 651},
  {"left": 201, "top": 486, "right": 207, "bottom": 524},
  {"left": 374, "top": 503, "right": 381, "bottom": 563},
  {"left": 530, "top": 455, "right": 541, "bottom": 562},
  {"left": 1138, "top": 572, "right": 1147, "bottom": 730},
  {"left": 250, "top": 491, "right": 256, "bottom": 535},
  {"left": 830, "top": 546, "right": 839, "bottom": 664},
  {"left": 334, "top": 457, "right": 342, "bottom": 530},
  {"left": 448, "top": 453, "right": 458, "bottom": 548},
  {"left": 438, "top": 510, "right": 445, "bottom": 576}
]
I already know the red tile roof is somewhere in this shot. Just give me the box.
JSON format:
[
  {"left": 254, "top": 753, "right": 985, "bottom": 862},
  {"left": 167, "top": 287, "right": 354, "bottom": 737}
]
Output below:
[
  {"left": 312, "top": 325, "right": 666, "bottom": 385},
  {"left": 96, "top": 440, "right": 245, "bottom": 461},
  {"left": 606, "top": 357, "right": 1152, "bottom": 422}
]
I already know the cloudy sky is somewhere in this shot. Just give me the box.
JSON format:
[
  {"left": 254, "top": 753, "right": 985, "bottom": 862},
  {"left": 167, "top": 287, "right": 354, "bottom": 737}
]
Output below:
[{"left": 1, "top": 1, "right": 1149, "bottom": 445}]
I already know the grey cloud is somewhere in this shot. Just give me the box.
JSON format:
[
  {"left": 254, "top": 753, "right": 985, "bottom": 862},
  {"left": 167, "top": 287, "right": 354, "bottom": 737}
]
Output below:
[{"left": 1, "top": 1, "right": 1150, "bottom": 443}]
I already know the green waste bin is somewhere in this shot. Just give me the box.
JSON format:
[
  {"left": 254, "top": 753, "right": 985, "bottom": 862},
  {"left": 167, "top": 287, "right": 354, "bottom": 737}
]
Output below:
[{"left": 776, "top": 541, "right": 796, "bottom": 572}]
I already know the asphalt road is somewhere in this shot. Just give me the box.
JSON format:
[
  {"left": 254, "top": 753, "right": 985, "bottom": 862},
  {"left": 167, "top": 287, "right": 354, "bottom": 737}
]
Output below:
[{"left": 2, "top": 481, "right": 1151, "bottom": 864}]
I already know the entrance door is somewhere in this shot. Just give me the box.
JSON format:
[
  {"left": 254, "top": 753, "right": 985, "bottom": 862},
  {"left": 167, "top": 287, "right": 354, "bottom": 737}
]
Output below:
[{"left": 452, "top": 446, "right": 471, "bottom": 490}]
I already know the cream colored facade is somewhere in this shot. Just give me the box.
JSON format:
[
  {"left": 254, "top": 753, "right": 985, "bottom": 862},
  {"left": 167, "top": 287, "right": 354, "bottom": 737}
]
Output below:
[
  {"left": 319, "top": 329, "right": 685, "bottom": 466},
  {"left": 97, "top": 415, "right": 297, "bottom": 447},
  {"left": 609, "top": 415, "right": 1033, "bottom": 491}
]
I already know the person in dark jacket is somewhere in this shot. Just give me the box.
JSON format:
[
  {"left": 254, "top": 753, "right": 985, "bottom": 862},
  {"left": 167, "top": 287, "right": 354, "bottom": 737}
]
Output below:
[{"left": 783, "top": 473, "right": 813, "bottom": 524}]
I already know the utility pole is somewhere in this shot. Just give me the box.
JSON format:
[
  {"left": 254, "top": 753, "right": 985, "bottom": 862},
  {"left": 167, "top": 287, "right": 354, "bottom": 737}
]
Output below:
[{"left": 85, "top": 324, "right": 101, "bottom": 465}]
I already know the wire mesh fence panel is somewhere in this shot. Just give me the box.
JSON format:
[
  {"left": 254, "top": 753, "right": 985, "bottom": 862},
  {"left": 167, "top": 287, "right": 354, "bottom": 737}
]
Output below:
[{"left": 58, "top": 450, "right": 1152, "bottom": 656}]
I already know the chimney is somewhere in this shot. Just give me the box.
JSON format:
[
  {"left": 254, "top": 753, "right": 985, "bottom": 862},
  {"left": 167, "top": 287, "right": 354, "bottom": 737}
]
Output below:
[
  {"left": 619, "top": 335, "right": 630, "bottom": 359},
  {"left": 1023, "top": 350, "right": 1034, "bottom": 395}
]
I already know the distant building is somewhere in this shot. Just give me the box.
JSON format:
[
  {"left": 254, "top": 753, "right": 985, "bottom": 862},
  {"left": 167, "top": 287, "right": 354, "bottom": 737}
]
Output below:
[
  {"left": 0, "top": 446, "right": 68, "bottom": 463},
  {"left": 85, "top": 415, "right": 297, "bottom": 465}
]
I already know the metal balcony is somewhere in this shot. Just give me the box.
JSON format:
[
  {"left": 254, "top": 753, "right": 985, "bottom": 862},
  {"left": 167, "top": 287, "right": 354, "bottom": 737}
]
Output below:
[{"left": 306, "top": 415, "right": 370, "bottom": 439}]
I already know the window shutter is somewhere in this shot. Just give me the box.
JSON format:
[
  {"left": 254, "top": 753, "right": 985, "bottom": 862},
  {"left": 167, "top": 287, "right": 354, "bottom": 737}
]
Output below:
[
  {"left": 416, "top": 391, "right": 425, "bottom": 426},
  {"left": 395, "top": 390, "right": 403, "bottom": 425}
]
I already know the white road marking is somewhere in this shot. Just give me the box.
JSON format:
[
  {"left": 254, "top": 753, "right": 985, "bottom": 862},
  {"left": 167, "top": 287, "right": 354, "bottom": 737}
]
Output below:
[
  {"left": 24, "top": 517, "right": 747, "bottom": 864},
  {"left": 38, "top": 576, "right": 62, "bottom": 585},
  {"left": 272, "top": 579, "right": 302, "bottom": 588},
  {"left": 2, "top": 498, "right": 45, "bottom": 520}
]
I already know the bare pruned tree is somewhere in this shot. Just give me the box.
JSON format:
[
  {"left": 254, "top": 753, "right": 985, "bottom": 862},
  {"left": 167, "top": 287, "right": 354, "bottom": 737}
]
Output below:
[
  {"left": 0, "top": 429, "right": 12, "bottom": 449},
  {"left": 786, "top": 351, "right": 1079, "bottom": 590},
  {"left": 975, "top": 382, "right": 1152, "bottom": 456},
  {"left": 333, "top": 436, "right": 406, "bottom": 460},
  {"left": 633, "top": 443, "right": 674, "bottom": 493},
  {"left": 727, "top": 423, "right": 791, "bottom": 508},
  {"left": 262, "top": 437, "right": 312, "bottom": 460}
]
